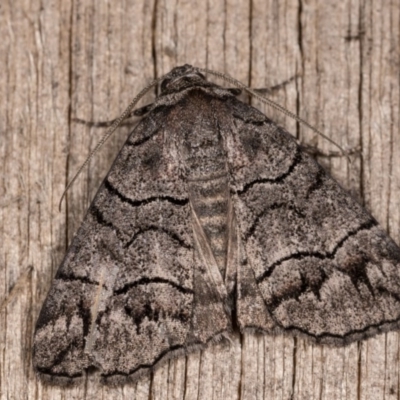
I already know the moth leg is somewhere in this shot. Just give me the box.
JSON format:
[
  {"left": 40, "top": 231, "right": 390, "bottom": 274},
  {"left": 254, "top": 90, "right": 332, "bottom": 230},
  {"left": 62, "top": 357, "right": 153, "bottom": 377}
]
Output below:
[
  {"left": 300, "top": 143, "right": 361, "bottom": 159},
  {"left": 73, "top": 112, "right": 139, "bottom": 128}
]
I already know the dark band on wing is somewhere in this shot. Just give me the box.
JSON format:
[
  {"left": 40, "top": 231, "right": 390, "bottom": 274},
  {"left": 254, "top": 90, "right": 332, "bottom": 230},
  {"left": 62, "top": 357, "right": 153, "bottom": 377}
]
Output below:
[
  {"left": 277, "top": 316, "right": 400, "bottom": 344},
  {"left": 124, "top": 226, "right": 191, "bottom": 249},
  {"left": 114, "top": 277, "right": 193, "bottom": 295},
  {"left": 55, "top": 272, "right": 100, "bottom": 286},
  {"left": 35, "top": 343, "right": 83, "bottom": 379},
  {"left": 100, "top": 329, "right": 228, "bottom": 379},
  {"left": 90, "top": 198, "right": 190, "bottom": 249},
  {"left": 104, "top": 179, "right": 189, "bottom": 208},
  {"left": 90, "top": 205, "right": 115, "bottom": 230},
  {"left": 236, "top": 147, "right": 302, "bottom": 195},
  {"left": 256, "top": 219, "right": 378, "bottom": 283},
  {"left": 244, "top": 202, "right": 306, "bottom": 241}
]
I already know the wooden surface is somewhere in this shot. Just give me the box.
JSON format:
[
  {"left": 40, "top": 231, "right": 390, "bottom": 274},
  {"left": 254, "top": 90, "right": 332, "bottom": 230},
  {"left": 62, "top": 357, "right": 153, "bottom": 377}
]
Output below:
[{"left": 1, "top": 0, "right": 400, "bottom": 399}]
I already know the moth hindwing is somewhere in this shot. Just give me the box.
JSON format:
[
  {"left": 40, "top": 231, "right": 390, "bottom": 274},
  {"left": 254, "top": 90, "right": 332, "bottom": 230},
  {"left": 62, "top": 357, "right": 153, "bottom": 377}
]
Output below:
[{"left": 33, "top": 64, "right": 400, "bottom": 385}]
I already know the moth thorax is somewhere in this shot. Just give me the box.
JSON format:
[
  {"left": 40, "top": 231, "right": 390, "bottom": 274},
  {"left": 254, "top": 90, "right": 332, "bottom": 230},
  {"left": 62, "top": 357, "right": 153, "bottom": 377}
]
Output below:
[{"left": 189, "top": 174, "right": 230, "bottom": 277}]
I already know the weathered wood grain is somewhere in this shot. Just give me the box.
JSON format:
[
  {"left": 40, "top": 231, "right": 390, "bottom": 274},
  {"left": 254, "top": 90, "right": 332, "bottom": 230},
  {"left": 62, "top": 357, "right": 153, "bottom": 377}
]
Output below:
[{"left": 1, "top": 0, "right": 399, "bottom": 399}]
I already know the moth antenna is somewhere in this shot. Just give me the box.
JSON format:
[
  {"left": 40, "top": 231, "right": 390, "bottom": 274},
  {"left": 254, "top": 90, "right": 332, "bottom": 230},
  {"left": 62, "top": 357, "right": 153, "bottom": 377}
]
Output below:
[
  {"left": 59, "top": 75, "right": 165, "bottom": 211},
  {"left": 198, "top": 67, "right": 351, "bottom": 165}
]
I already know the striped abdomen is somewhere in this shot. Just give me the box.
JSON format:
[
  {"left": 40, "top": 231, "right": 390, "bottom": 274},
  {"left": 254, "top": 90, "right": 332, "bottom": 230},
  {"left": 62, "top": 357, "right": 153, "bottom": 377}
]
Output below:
[{"left": 189, "top": 174, "right": 230, "bottom": 277}]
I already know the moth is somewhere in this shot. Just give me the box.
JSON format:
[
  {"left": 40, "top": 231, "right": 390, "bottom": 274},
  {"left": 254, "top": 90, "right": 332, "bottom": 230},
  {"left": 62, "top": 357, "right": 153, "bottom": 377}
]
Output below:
[{"left": 33, "top": 65, "right": 400, "bottom": 385}]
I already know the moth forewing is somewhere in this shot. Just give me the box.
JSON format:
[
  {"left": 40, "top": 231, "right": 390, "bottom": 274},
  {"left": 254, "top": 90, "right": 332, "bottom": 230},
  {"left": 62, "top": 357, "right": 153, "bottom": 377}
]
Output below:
[{"left": 34, "top": 64, "right": 400, "bottom": 385}]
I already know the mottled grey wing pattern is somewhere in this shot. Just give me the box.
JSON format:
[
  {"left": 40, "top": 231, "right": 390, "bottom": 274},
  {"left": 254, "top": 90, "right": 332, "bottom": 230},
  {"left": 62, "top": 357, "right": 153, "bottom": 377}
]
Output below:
[
  {"left": 226, "top": 97, "right": 400, "bottom": 344},
  {"left": 34, "top": 64, "right": 400, "bottom": 386},
  {"left": 33, "top": 105, "right": 230, "bottom": 385}
]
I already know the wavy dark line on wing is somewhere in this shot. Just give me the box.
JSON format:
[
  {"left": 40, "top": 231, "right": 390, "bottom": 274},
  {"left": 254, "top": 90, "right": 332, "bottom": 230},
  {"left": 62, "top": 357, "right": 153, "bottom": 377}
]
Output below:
[
  {"left": 278, "top": 315, "right": 400, "bottom": 343},
  {"left": 114, "top": 277, "right": 193, "bottom": 295},
  {"left": 105, "top": 179, "right": 189, "bottom": 208},
  {"left": 124, "top": 226, "right": 191, "bottom": 249},
  {"left": 55, "top": 272, "right": 100, "bottom": 286},
  {"left": 101, "top": 329, "right": 228, "bottom": 379},
  {"left": 35, "top": 343, "right": 78, "bottom": 376},
  {"left": 90, "top": 205, "right": 116, "bottom": 229},
  {"left": 236, "top": 147, "right": 302, "bottom": 195},
  {"left": 305, "top": 169, "right": 325, "bottom": 197},
  {"left": 244, "top": 202, "right": 306, "bottom": 240},
  {"left": 256, "top": 219, "right": 377, "bottom": 283},
  {"left": 35, "top": 367, "right": 83, "bottom": 379}
]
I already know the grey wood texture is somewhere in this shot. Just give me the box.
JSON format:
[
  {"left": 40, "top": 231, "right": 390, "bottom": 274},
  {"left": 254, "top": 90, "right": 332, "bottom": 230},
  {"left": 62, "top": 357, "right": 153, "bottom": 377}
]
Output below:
[{"left": 1, "top": 0, "right": 400, "bottom": 399}]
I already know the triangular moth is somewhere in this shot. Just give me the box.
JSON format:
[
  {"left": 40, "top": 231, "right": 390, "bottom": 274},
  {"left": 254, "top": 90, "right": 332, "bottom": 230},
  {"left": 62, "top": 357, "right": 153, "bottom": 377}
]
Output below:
[{"left": 33, "top": 65, "right": 400, "bottom": 385}]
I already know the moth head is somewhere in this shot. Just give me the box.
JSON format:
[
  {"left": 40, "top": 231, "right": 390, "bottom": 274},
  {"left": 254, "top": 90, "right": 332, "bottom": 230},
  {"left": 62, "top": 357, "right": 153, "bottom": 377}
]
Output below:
[{"left": 160, "top": 64, "right": 207, "bottom": 93}]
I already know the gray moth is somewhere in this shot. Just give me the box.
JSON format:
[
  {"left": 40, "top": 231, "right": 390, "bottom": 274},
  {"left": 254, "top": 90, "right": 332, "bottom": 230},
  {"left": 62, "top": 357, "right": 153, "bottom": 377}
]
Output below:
[{"left": 33, "top": 64, "right": 400, "bottom": 386}]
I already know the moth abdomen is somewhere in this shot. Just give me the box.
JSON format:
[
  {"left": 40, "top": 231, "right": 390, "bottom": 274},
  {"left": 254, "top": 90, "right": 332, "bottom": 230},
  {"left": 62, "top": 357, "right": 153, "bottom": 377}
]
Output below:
[{"left": 189, "top": 175, "right": 230, "bottom": 275}]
